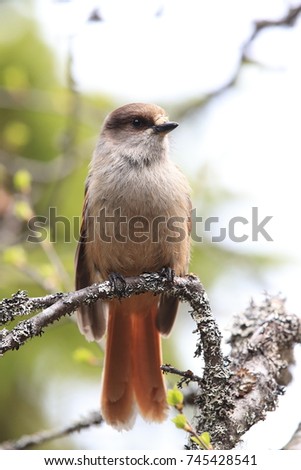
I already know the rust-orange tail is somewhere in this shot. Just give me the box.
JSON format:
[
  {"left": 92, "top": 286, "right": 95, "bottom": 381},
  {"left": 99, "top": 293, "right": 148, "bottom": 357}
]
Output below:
[{"left": 101, "top": 296, "right": 167, "bottom": 430}]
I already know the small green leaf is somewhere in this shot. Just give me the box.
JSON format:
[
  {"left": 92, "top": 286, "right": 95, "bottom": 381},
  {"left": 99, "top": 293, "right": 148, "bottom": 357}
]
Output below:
[
  {"left": 191, "top": 436, "right": 202, "bottom": 447},
  {"left": 13, "top": 169, "right": 32, "bottom": 193},
  {"left": 172, "top": 414, "right": 187, "bottom": 429},
  {"left": 191, "top": 432, "right": 212, "bottom": 450},
  {"left": 167, "top": 386, "right": 184, "bottom": 407},
  {"left": 200, "top": 432, "right": 211, "bottom": 447}
]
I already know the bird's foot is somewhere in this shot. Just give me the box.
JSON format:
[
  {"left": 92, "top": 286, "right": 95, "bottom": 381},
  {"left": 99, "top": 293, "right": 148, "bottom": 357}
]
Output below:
[
  {"left": 159, "top": 266, "right": 175, "bottom": 284},
  {"left": 108, "top": 272, "right": 127, "bottom": 297}
]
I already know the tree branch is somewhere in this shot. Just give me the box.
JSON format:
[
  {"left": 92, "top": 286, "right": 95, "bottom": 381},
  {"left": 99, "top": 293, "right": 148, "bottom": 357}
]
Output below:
[
  {"left": 252, "top": 5, "right": 301, "bottom": 38},
  {"left": 0, "top": 273, "right": 220, "bottom": 358},
  {"left": 0, "top": 411, "right": 103, "bottom": 450},
  {"left": 224, "top": 296, "right": 301, "bottom": 445},
  {"left": 176, "top": 4, "right": 301, "bottom": 118},
  {"left": 161, "top": 364, "right": 202, "bottom": 385},
  {"left": 187, "top": 295, "right": 301, "bottom": 449},
  {"left": 283, "top": 423, "right": 301, "bottom": 450},
  {"left": 1, "top": 274, "right": 301, "bottom": 449}
]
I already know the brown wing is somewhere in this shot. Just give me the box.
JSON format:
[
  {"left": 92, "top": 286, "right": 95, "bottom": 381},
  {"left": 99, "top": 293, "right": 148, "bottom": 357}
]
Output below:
[
  {"left": 156, "top": 295, "right": 179, "bottom": 336},
  {"left": 156, "top": 195, "right": 192, "bottom": 336},
  {"left": 75, "top": 185, "right": 107, "bottom": 342}
]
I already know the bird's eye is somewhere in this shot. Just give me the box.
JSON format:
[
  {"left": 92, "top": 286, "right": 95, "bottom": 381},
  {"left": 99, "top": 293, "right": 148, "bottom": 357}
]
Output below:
[{"left": 132, "top": 118, "right": 143, "bottom": 128}]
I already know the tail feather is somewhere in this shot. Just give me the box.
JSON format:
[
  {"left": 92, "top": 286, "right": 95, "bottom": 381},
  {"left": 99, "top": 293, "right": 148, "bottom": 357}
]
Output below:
[
  {"left": 132, "top": 306, "right": 168, "bottom": 422},
  {"left": 101, "top": 302, "right": 136, "bottom": 430},
  {"left": 101, "top": 296, "right": 167, "bottom": 430}
]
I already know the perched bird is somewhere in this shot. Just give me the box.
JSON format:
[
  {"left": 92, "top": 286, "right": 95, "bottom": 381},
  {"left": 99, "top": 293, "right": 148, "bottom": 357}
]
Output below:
[{"left": 75, "top": 103, "right": 191, "bottom": 429}]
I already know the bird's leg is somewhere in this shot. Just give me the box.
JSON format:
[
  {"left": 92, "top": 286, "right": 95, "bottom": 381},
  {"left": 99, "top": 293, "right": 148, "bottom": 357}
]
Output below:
[
  {"left": 108, "top": 272, "right": 127, "bottom": 298},
  {"left": 159, "top": 266, "right": 175, "bottom": 284}
]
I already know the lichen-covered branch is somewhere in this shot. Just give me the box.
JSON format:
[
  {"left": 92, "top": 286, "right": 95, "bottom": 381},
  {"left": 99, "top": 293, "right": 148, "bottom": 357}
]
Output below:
[
  {"left": 0, "top": 273, "right": 222, "bottom": 358},
  {"left": 1, "top": 276, "right": 301, "bottom": 450},
  {"left": 190, "top": 295, "right": 301, "bottom": 449},
  {"left": 225, "top": 296, "right": 301, "bottom": 446}
]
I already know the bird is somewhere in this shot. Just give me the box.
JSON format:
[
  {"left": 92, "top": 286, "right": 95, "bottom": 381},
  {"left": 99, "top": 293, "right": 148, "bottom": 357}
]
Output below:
[{"left": 75, "top": 103, "right": 191, "bottom": 430}]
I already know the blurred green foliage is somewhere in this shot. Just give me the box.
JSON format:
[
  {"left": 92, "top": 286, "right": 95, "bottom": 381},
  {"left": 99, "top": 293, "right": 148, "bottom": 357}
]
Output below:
[{"left": 0, "top": 3, "right": 109, "bottom": 449}]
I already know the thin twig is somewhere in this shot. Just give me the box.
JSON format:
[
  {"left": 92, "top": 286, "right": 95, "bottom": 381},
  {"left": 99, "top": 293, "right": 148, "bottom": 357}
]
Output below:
[
  {"left": 252, "top": 5, "right": 301, "bottom": 38},
  {"left": 282, "top": 423, "right": 301, "bottom": 450},
  {"left": 0, "top": 411, "right": 103, "bottom": 450},
  {"left": 39, "top": 238, "right": 72, "bottom": 291},
  {"left": 161, "top": 364, "right": 202, "bottom": 385},
  {"left": 175, "top": 4, "right": 301, "bottom": 119}
]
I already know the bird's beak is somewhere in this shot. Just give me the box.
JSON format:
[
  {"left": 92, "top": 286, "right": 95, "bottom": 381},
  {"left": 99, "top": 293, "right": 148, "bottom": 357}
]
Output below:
[{"left": 153, "top": 121, "right": 179, "bottom": 134}]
